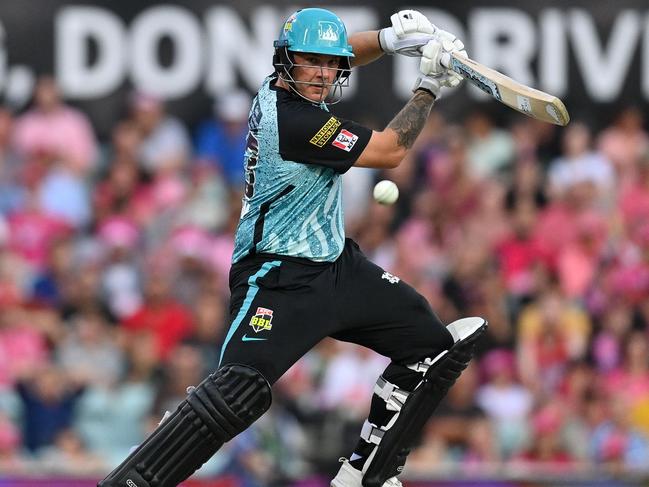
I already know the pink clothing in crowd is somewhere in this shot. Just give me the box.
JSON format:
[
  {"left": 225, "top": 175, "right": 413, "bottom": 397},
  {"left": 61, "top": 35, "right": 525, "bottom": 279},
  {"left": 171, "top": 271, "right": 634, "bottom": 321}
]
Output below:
[
  {"left": 7, "top": 211, "right": 71, "bottom": 269},
  {"left": 598, "top": 127, "right": 648, "bottom": 179},
  {"left": 13, "top": 107, "right": 97, "bottom": 173},
  {"left": 495, "top": 234, "right": 544, "bottom": 295},
  {"left": 533, "top": 203, "right": 581, "bottom": 269},
  {"left": 557, "top": 214, "right": 607, "bottom": 298},
  {"left": 619, "top": 181, "right": 649, "bottom": 228},
  {"left": 0, "top": 324, "right": 49, "bottom": 388},
  {"left": 602, "top": 369, "right": 649, "bottom": 404}
]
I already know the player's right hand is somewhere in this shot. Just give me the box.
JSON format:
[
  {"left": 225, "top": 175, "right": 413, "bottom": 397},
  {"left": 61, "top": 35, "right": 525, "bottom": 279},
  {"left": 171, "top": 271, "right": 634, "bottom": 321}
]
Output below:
[{"left": 419, "top": 37, "right": 465, "bottom": 88}]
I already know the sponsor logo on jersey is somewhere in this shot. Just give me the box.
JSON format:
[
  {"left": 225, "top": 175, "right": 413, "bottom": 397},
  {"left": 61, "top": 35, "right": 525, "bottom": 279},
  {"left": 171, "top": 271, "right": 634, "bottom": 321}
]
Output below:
[
  {"left": 382, "top": 271, "right": 400, "bottom": 284},
  {"left": 310, "top": 117, "right": 341, "bottom": 147},
  {"left": 249, "top": 307, "right": 274, "bottom": 333},
  {"left": 332, "top": 129, "right": 358, "bottom": 152},
  {"left": 126, "top": 480, "right": 139, "bottom": 487}
]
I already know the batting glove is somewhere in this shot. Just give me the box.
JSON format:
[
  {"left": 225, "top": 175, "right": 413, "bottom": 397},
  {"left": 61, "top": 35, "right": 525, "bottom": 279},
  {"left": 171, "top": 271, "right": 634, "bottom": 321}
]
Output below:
[
  {"left": 419, "top": 35, "right": 466, "bottom": 88},
  {"left": 413, "top": 35, "right": 467, "bottom": 98},
  {"left": 412, "top": 75, "right": 443, "bottom": 99},
  {"left": 379, "top": 10, "right": 436, "bottom": 57}
]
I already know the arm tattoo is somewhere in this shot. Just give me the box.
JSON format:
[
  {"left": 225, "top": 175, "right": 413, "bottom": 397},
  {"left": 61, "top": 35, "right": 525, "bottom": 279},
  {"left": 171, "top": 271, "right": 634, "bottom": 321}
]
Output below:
[{"left": 387, "top": 90, "right": 435, "bottom": 149}]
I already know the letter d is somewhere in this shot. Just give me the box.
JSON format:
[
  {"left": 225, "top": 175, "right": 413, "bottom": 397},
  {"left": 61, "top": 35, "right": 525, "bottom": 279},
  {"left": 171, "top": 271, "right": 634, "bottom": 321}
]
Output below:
[{"left": 56, "top": 6, "right": 126, "bottom": 98}]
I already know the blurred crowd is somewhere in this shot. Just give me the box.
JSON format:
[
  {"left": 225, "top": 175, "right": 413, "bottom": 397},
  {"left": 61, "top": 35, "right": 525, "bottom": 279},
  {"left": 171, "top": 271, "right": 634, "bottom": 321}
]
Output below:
[{"left": 0, "top": 75, "right": 649, "bottom": 486}]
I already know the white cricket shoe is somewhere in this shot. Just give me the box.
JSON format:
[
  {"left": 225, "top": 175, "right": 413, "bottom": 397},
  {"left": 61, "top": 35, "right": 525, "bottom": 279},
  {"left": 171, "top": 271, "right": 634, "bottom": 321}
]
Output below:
[{"left": 330, "top": 458, "right": 402, "bottom": 487}]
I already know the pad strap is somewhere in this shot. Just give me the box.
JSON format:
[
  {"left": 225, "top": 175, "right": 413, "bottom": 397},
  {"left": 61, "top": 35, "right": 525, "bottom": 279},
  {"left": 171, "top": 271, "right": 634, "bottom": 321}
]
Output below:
[
  {"left": 406, "top": 350, "right": 448, "bottom": 374},
  {"left": 374, "top": 376, "right": 410, "bottom": 412},
  {"left": 360, "top": 421, "right": 386, "bottom": 445}
]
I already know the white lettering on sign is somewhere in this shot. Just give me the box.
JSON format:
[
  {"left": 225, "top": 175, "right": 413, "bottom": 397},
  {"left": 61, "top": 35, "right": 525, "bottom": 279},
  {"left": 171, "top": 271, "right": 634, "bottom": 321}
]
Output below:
[
  {"left": 469, "top": 8, "right": 536, "bottom": 99},
  {"left": 32, "top": 5, "right": 649, "bottom": 103},
  {"left": 569, "top": 9, "right": 640, "bottom": 102},
  {"left": 130, "top": 6, "right": 203, "bottom": 97},
  {"left": 539, "top": 9, "right": 567, "bottom": 98},
  {"left": 394, "top": 7, "right": 648, "bottom": 103},
  {"left": 56, "top": 6, "right": 126, "bottom": 98},
  {"left": 204, "top": 6, "right": 375, "bottom": 98},
  {"left": 204, "top": 6, "right": 280, "bottom": 96}
]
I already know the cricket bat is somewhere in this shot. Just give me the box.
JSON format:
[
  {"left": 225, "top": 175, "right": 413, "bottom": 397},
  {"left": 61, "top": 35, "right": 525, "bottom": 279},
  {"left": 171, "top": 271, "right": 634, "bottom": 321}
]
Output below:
[{"left": 449, "top": 52, "right": 570, "bottom": 126}]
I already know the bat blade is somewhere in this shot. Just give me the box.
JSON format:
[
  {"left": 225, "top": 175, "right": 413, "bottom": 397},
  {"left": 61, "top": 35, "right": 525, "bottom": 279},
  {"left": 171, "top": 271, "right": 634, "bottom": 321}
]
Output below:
[{"left": 449, "top": 52, "right": 570, "bottom": 126}]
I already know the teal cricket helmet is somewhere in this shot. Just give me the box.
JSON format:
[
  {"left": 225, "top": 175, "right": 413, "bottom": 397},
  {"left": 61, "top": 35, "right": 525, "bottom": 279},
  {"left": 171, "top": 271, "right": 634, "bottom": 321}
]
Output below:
[
  {"left": 273, "top": 8, "right": 354, "bottom": 104},
  {"left": 273, "top": 8, "right": 354, "bottom": 58}
]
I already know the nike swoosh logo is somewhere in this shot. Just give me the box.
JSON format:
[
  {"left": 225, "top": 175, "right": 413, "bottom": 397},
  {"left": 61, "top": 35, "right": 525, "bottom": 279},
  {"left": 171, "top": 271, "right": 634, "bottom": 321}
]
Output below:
[{"left": 242, "top": 334, "right": 267, "bottom": 342}]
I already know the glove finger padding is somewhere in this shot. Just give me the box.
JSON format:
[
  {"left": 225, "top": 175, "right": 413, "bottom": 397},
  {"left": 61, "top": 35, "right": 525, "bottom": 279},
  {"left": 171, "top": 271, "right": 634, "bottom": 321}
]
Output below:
[
  {"left": 380, "top": 10, "right": 437, "bottom": 56},
  {"left": 391, "top": 10, "right": 435, "bottom": 37},
  {"left": 434, "top": 30, "right": 466, "bottom": 68},
  {"left": 420, "top": 36, "right": 467, "bottom": 89}
]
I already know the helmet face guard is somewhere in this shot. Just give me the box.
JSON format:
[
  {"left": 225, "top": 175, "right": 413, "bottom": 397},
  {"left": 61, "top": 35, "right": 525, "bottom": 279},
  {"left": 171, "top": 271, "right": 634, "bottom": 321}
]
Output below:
[
  {"left": 273, "top": 46, "right": 351, "bottom": 104},
  {"left": 272, "top": 8, "right": 354, "bottom": 105}
]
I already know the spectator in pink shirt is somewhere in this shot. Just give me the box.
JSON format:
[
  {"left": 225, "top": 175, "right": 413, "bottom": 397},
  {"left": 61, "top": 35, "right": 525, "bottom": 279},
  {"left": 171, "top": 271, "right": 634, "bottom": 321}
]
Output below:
[
  {"left": 7, "top": 192, "right": 72, "bottom": 270},
  {"left": 602, "top": 331, "right": 649, "bottom": 406},
  {"left": 597, "top": 107, "right": 649, "bottom": 187},
  {"left": 495, "top": 202, "right": 545, "bottom": 297},
  {"left": 517, "top": 403, "right": 575, "bottom": 467},
  {"left": 0, "top": 302, "right": 50, "bottom": 389},
  {"left": 557, "top": 212, "right": 607, "bottom": 299},
  {"left": 533, "top": 185, "right": 599, "bottom": 273},
  {"left": 13, "top": 75, "right": 97, "bottom": 176}
]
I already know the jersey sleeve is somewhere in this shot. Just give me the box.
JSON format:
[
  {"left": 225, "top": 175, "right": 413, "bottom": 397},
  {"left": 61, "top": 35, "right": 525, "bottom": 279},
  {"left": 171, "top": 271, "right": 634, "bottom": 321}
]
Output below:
[{"left": 277, "top": 101, "right": 372, "bottom": 174}]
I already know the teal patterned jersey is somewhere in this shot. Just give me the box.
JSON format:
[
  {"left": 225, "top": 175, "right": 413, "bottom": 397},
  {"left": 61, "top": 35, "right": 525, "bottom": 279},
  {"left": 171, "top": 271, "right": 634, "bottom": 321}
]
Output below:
[{"left": 232, "top": 76, "right": 372, "bottom": 263}]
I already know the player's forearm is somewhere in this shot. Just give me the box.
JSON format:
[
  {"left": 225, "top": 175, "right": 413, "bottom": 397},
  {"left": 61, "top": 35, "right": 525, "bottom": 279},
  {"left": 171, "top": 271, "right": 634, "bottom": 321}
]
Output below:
[
  {"left": 355, "top": 90, "right": 435, "bottom": 169},
  {"left": 349, "top": 31, "right": 384, "bottom": 67},
  {"left": 386, "top": 90, "right": 435, "bottom": 149}
]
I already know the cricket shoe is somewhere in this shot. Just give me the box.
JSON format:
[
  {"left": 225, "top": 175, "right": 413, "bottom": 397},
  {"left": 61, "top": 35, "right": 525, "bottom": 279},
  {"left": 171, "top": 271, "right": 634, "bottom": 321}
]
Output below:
[{"left": 331, "top": 458, "right": 402, "bottom": 487}]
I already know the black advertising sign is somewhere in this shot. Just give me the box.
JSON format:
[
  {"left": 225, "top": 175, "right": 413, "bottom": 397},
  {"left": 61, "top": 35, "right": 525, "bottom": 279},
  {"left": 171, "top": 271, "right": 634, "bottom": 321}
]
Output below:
[{"left": 0, "top": 1, "right": 645, "bottom": 134}]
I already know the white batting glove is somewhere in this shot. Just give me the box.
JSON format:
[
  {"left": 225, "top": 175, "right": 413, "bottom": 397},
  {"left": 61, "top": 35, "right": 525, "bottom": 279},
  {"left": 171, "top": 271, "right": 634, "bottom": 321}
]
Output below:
[
  {"left": 419, "top": 36, "right": 466, "bottom": 88},
  {"left": 379, "top": 10, "right": 436, "bottom": 57},
  {"left": 412, "top": 75, "right": 443, "bottom": 99}
]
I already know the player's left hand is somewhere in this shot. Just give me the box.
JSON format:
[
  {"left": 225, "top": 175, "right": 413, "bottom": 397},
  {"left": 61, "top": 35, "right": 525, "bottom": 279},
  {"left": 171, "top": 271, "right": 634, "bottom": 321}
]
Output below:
[{"left": 379, "top": 10, "right": 436, "bottom": 57}]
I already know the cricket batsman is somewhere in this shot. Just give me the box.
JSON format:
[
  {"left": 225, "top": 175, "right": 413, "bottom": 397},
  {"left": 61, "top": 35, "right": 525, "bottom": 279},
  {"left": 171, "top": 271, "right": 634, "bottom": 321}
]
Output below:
[{"left": 98, "top": 7, "right": 487, "bottom": 487}]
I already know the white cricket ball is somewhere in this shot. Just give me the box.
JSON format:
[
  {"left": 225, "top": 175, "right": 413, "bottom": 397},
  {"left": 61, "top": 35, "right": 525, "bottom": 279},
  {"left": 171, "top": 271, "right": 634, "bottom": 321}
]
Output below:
[{"left": 373, "top": 180, "right": 399, "bottom": 205}]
